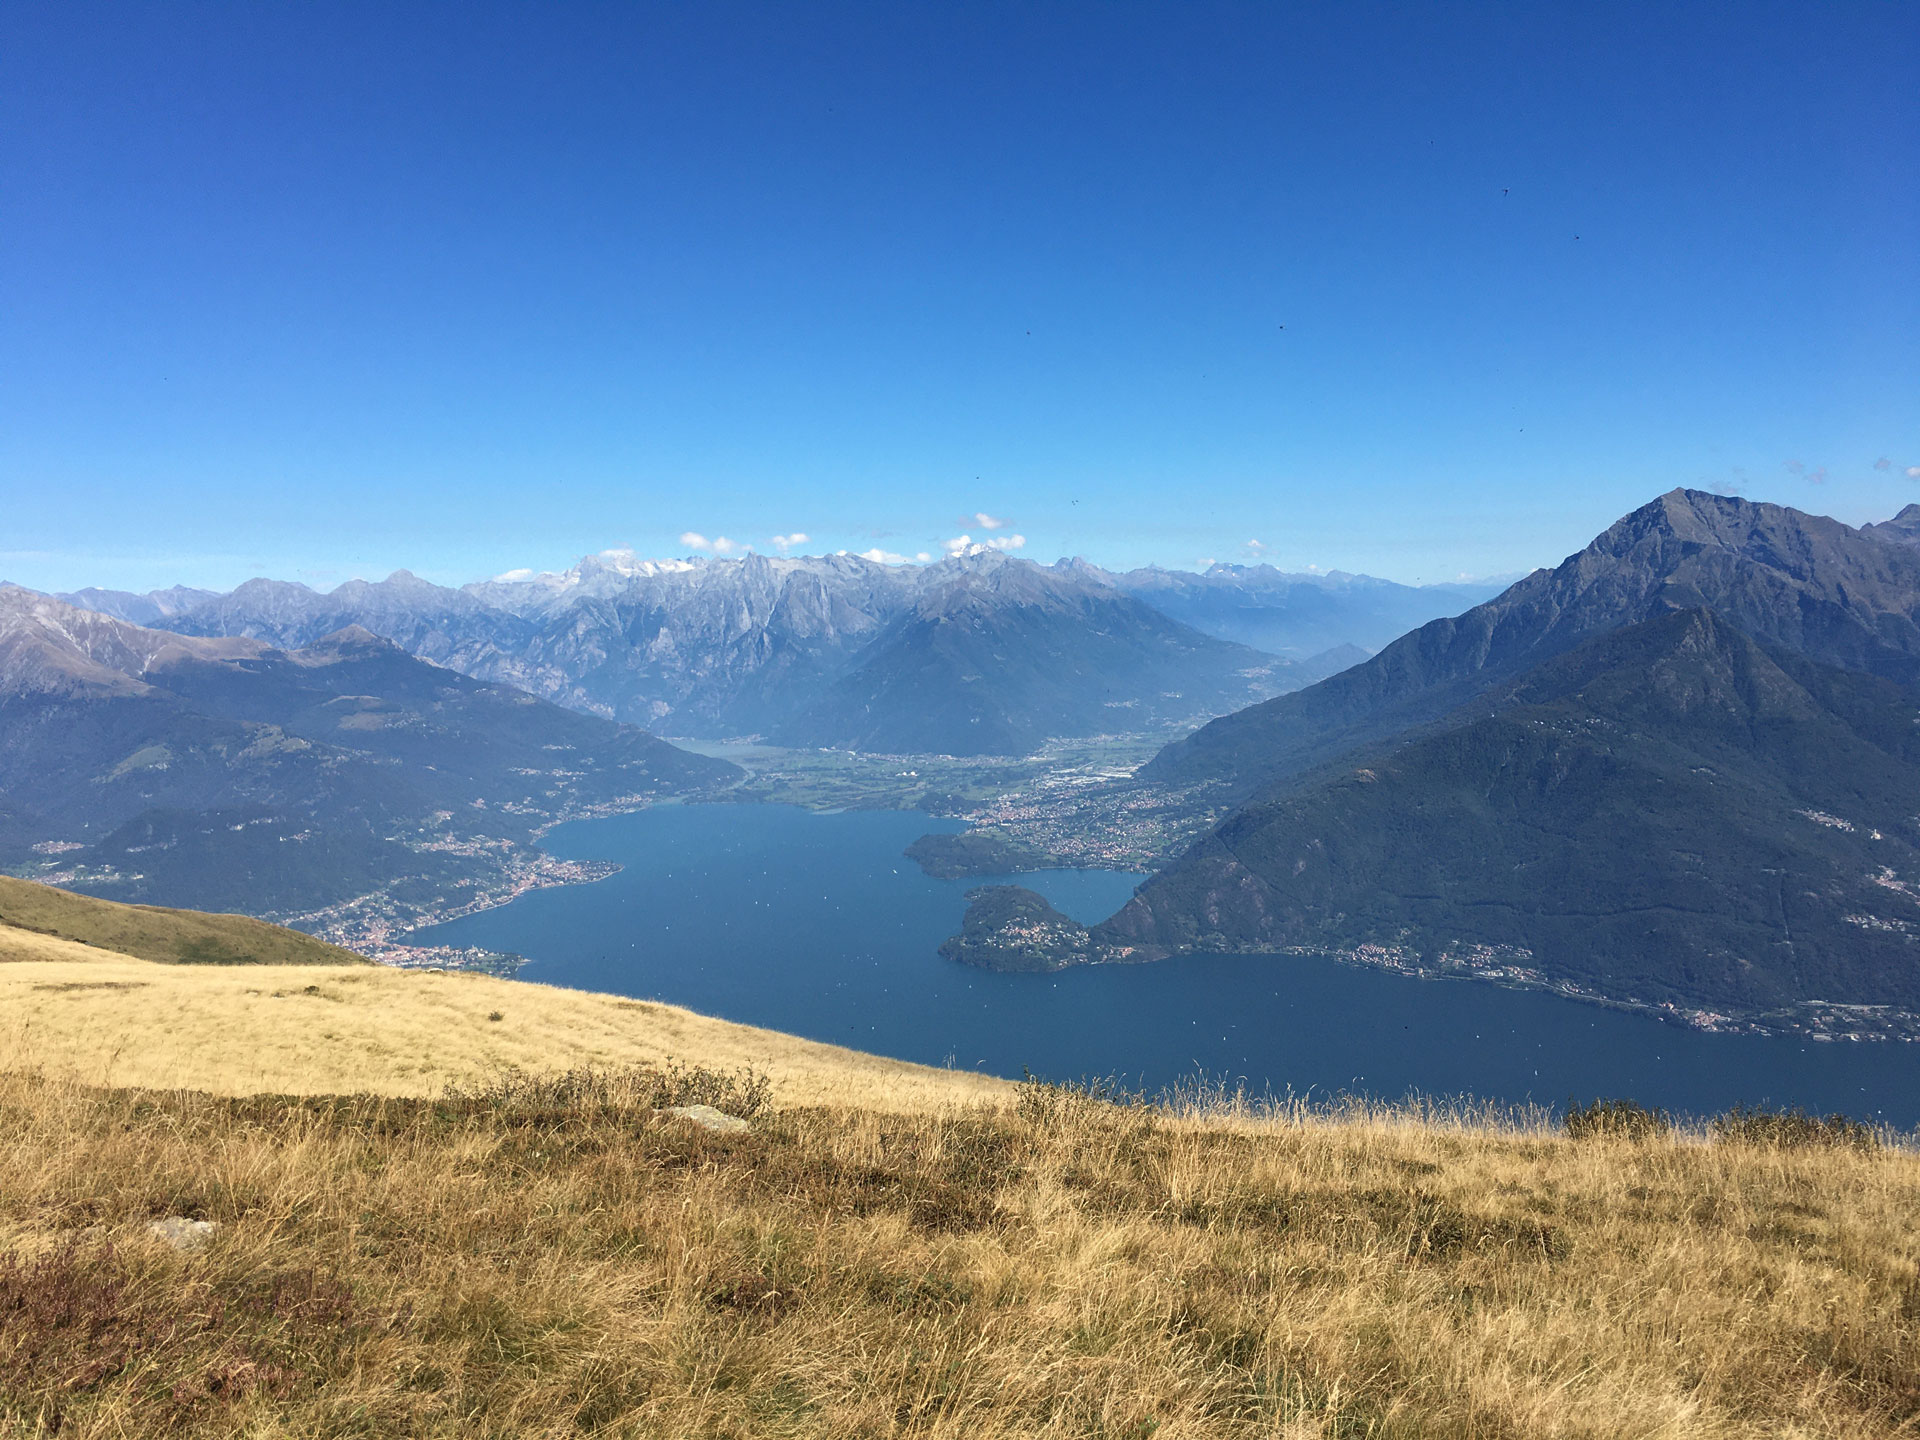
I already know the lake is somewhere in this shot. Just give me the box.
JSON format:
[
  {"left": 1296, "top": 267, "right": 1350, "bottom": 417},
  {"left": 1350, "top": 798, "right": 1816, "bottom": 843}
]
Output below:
[{"left": 413, "top": 803, "right": 1920, "bottom": 1126}]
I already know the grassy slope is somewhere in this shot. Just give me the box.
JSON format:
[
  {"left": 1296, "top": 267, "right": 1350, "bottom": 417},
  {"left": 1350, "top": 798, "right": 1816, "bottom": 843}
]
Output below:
[
  {"left": 0, "top": 952, "right": 1005, "bottom": 1112},
  {"left": 3, "top": 1070, "right": 1916, "bottom": 1438},
  {"left": 3, "top": 949, "right": 1918, "bottom": 1436},
  {"left": 0, "top": 876, "right": 364, "bottom": 967}
]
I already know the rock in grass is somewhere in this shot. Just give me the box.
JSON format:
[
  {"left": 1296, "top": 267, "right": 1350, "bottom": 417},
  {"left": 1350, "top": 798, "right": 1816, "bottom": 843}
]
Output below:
[
  {"left": 664, "top": 1104, "right": 751, "bottom": 1134},
  {"left": 148, "top": 1216, "right": 219, "bottom": 1250}
]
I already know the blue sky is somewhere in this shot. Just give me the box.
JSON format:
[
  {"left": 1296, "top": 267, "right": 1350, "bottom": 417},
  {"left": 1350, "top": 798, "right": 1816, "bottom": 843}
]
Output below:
[{"left": 3, "top": 1, "right": 1916, "bottom": 593}]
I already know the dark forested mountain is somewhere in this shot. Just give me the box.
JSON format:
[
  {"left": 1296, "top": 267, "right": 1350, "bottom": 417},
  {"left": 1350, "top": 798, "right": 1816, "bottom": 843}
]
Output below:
[
  {"left": 1094, "top": 562, "right": 1501, "bottom": 657},
  {"left": 945, "top": 492, "right": 1920, "bottom": 1030},
  {"left": 1146, "top": 489, "right": 1920, "bottom": 801},
  {"left": 0, "top": 586, "right": 736, "bottom": 915},
  {"left": 73, "top": 550, "right": 1376, "bottom": 754},
  {"left": 1096, "top": 609, "right": 1920, "bottom": 1018}
]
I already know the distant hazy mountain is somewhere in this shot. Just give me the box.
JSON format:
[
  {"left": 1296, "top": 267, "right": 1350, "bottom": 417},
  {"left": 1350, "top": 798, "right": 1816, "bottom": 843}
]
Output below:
[
  {"left": 1091, "top": 562, "right": 1503, "bottom": 656},
  {"left": 0, "top": 586, "right": 735, "bottom": 914},
  {"left": 948, "top": 491, "right": 1920, "bottom": 1028},
  {"left": 78, "top": 549, "right": 1391, "bottom": 754},
  {"left": 55, "top": 585, "right": 219, "bottom": 626}
]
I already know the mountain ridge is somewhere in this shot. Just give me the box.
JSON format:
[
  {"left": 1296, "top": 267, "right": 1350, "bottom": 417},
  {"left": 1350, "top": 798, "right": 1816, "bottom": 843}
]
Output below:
[
  {"left": 944, "top": 491, "right": 1920, "bottom": 1033},
  {"left": 0, "top": 588, "right": 737, "bottom": 921},
  {"left": 1144, "top": 488, "right": 1920, "bottom": 801},
  {"left": 1095, "top": 609, "right": 1920, "bottom": 1019},
  {"left": 53, "top": 549, "right": 1429, "bottom": 754}
]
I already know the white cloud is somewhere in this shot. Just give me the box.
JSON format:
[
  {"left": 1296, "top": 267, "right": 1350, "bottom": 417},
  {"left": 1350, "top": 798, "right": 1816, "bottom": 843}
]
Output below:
[
  {"left": 1909, "top": 467, "right": 1920, "bottom": 480},
  {"left": 975, "top": 512, "right": 1010, "bottom": 530},
  {"left": 856, "top": 547, "right": 917, "bottom": 565},
  {"left": 770, "top": 533, "right": 809, "bottom": 551},
  {"left": 943, "top": 532, "right": 1026, "bottom": 557},
  {"left": 678, "top": 532, "right": 710, "bottom": 551},
  {"left": 1245, "top": 539, "right": 1267, "bottom": 555},
  {"left": 916, "top": 551, "right": 932, "bottom": 562}
]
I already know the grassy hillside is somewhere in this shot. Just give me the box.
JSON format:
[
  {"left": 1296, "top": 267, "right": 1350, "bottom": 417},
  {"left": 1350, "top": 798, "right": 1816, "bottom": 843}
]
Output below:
[
  {"left": 1, "top": 1068, "right": 1915, "bottom": 1437},
  {"left": 0, "top": 952, "right": 1003, "bottom": 1111},
  {"left": 0, "top": 875, "right": 365, "bottom": 967},
  {"left": 3, "top": 947, "right": 1917, "bottom": 1436}
]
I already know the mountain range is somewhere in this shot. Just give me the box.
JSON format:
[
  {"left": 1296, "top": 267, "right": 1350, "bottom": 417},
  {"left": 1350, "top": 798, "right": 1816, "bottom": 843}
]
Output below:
[
  {"left": 42, "top": 492, "right": 1920, "bottom": 1030},
  {"left": 58, "top": 551, "right": 1489, "bottom": 756},
  {"left": 948, "top": 493, "right": 1920, "bottom": 1032},
  {"left": 0, "top": 585, "right": 736, "bottom": 918}
]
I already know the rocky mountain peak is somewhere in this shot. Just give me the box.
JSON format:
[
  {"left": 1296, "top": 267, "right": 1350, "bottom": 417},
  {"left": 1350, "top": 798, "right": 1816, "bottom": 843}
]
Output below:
[
  {"left": 0, "top": 588, "right": 263, "bottom": 699},
  {"left": 1861, "top": 504, "right": 1920, "bottom": 546},
  {"left": 1146, "top": 487, "right": 1920, "bottom": 797}
]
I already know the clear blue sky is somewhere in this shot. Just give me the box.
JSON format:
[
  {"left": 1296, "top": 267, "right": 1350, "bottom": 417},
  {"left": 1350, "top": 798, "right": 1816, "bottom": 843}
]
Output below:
[{"left": 3, "top": 1, "right": 1916, "bottom": 592}]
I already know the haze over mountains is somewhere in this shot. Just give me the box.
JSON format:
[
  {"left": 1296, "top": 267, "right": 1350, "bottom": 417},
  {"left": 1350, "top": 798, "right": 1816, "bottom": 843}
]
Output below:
[
  {"left": 953, "top": 493, "right": 1920, "bottom": 1032},
  {"left": 54, "top": 550, "right": 1492, "bottom": 756},
  {"left": 1101, "top": 564, "right": 1501, "bottom": 657}
]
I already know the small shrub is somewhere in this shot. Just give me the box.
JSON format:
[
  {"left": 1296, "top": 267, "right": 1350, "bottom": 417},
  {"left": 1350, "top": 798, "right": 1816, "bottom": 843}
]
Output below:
[
  {"left": 1565, "top": 1098, "right": 1670, "bottom": 1141},
  {"left": 705, "top": 1274, "right": 795, "bottom": 1316},
  {"left": 1711, "top": 1105, "right": 1879, "bottom": 1152},
  {"left": 486, "top": 1011, "right": 504, "bottom": 1022},
  {"left": 444, "top": 1061, "right": 772, "bottom": 1120},
  {"left": 1015, "top": 1070, "right": 1148, "bottom": 1126}
]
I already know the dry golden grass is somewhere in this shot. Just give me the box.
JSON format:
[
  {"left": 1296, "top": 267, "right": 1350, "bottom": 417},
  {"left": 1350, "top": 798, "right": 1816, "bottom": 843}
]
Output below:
[
  {"left": 1, "top": 1060, "right": 1916, "bottom": 1437},
  {"left": 0, "top": 878, "right": 362, "bottom": 967},
  {"left": 0, "top": 949, "right": 1006, "bottom": 1111},
  {"left": 4, "top": 951, "right": 1918, "bottom": 1436},
  {"left": 0, "top": 923, "right": 131, "bottom": 967}
]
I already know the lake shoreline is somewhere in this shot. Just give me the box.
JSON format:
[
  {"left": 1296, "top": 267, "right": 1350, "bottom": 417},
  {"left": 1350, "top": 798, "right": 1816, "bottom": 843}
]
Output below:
[{"left": 405, "top": 804, "right": 1920, "bottom": 1125}]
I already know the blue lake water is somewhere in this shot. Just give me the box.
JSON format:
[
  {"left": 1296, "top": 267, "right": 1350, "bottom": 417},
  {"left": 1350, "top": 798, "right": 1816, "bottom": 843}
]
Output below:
[{"left": 413, "top": 804, "right": 1920, "bottom": 1126}]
